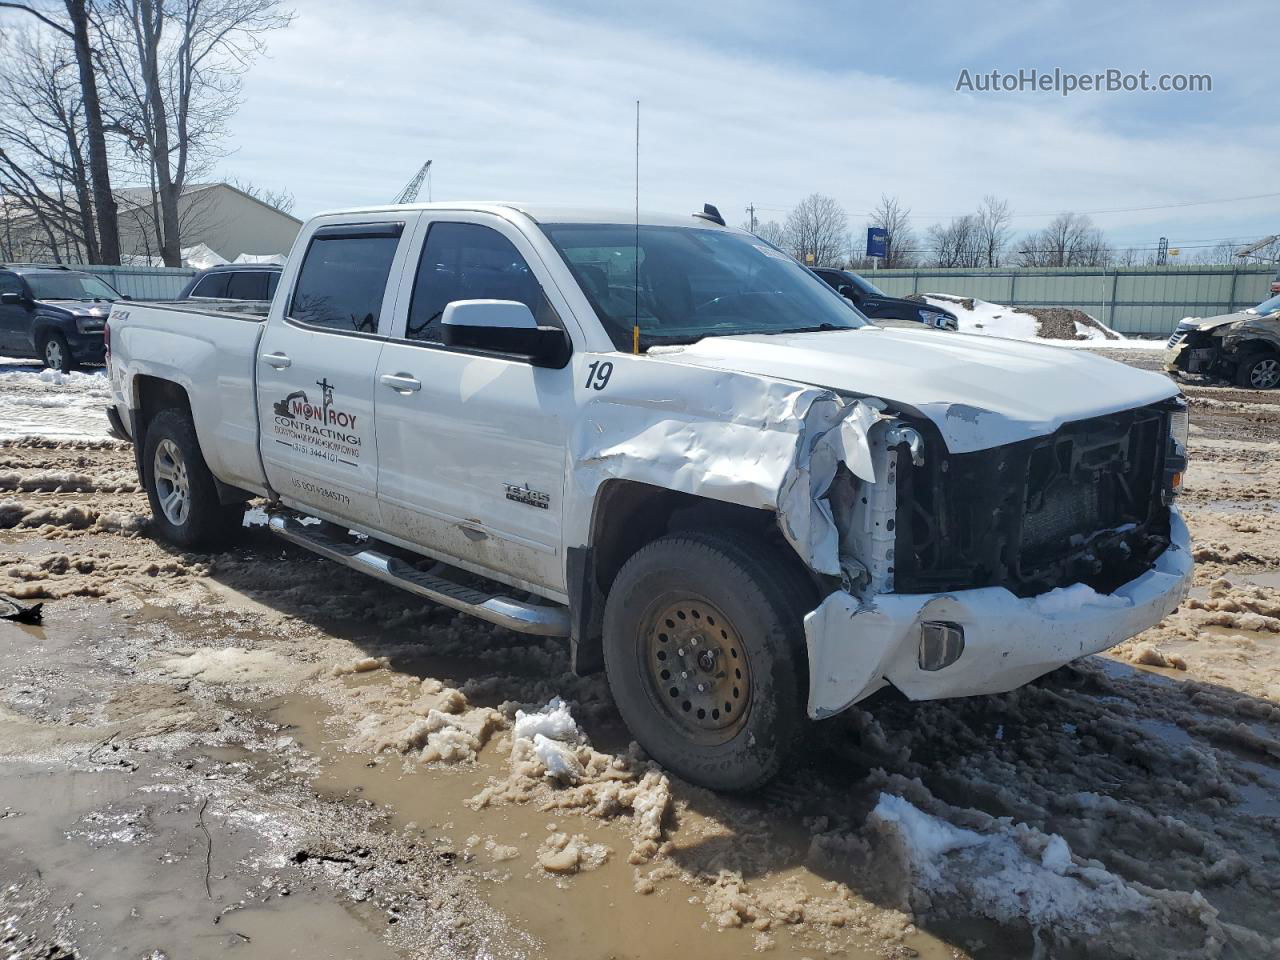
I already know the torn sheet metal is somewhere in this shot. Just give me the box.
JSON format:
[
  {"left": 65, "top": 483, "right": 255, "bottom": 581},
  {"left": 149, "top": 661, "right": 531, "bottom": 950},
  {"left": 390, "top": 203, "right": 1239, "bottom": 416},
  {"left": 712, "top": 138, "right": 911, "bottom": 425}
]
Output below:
[
  {"left": 802, "top": 507, "right": 1193, "bottom": 719},
  {"left": 563, "top": 354, "right": 887, "bottom": 578}
]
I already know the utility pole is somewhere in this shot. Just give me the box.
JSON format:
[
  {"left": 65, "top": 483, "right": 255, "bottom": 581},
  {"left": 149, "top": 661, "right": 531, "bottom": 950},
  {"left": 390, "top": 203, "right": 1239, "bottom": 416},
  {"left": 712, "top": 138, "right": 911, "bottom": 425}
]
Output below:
[
  {"left": 1156, "top": 237, "right": 1169, "bottom": 266},
  {"left": 746, "top": 203, "right": 757, "bottom": 233}
]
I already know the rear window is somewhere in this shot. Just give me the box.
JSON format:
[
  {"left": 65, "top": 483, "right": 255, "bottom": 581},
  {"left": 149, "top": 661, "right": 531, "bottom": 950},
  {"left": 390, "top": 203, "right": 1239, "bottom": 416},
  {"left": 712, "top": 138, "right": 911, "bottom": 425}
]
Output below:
[
  {"left": 226, "top": 270, "right": 271, "bottom": 300},
  {"left": 289, "top": 224, "right": 402, "bottom": 333},
  {"left": 190, "top": 273, "right": 230, "bottom": 298}
]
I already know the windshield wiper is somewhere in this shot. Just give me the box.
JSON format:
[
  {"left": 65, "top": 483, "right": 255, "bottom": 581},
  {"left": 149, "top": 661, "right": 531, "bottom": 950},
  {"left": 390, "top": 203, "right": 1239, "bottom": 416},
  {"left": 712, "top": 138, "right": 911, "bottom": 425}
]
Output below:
[{"left": 768, "top": 323, "right": 851, "bottom": 335}]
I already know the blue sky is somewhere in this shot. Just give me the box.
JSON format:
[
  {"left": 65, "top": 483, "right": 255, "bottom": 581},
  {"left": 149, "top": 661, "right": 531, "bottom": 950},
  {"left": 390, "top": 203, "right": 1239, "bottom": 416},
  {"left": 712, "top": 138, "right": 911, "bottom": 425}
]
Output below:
[{"left": 187, "top": 0, "right": 1280, "bottom": 254}]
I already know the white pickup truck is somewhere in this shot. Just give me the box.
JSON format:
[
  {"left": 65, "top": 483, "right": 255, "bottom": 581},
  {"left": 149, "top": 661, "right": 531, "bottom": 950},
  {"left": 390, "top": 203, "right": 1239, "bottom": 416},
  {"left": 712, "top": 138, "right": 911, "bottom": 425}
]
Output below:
[{"left": 106, "top": 202, "right": 1193, "bottom": 789}]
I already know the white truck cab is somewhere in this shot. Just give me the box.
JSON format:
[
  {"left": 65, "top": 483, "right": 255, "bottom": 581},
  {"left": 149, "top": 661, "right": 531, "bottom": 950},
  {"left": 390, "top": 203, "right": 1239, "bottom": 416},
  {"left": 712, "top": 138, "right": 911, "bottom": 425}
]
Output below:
[{"left": 106, "top": 201, "right": 1192, "bottom": 789}]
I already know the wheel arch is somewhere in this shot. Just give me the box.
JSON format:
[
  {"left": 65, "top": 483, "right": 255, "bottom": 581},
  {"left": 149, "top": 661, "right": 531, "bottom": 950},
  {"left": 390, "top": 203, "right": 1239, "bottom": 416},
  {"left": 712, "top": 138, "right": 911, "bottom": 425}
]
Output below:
[{"left": 567, "top": 478, "right": 820, "bottom": 675}]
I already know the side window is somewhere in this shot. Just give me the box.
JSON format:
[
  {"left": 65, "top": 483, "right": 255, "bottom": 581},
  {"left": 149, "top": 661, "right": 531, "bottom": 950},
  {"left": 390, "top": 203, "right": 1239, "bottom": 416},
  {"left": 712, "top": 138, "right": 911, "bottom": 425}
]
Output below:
[
  {"left": 266, "top": 272, "right": 281, "bottom": 299},
  {"left": 226, "top": 270, "right": 269, "bottom": 300},
  {"left": 289, "top": 224, "right": 402, "bottom": 334},
  {"left": 191, "top": 273, "right": 230, "bottom": 298},
  {"left": 406, "top": 221, "right": 560, "bottom": 343}
]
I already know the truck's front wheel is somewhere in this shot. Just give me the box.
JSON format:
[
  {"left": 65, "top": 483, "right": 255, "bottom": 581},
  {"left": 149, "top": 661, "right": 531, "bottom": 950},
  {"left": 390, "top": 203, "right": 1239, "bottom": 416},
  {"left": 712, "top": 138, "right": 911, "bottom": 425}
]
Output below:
[
  {"left": 142, "top": 409, "right": 239, "bottom": 548},
  {"left": 602, "top": 530, "right": 809, "bottom": 791}
]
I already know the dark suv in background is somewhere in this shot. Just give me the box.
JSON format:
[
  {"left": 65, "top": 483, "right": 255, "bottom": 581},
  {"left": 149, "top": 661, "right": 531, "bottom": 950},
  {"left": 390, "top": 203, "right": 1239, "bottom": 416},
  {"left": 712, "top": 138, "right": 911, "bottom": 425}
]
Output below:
[
  {"left": 812, "top": 267, "right": 958, "bottom": 330},
  {"left": 177, "top": 263, "right": 282, "bottom": 301},
  {"left": 0, "top": 264, "right": 123, "bottom": 371}
]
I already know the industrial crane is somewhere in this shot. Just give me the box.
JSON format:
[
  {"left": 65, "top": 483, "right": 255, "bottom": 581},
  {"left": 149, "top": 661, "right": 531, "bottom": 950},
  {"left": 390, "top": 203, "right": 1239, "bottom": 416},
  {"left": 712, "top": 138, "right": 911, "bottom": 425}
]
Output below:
[{"left": 392, "top": 161, "right": 432, "bottom": 204}]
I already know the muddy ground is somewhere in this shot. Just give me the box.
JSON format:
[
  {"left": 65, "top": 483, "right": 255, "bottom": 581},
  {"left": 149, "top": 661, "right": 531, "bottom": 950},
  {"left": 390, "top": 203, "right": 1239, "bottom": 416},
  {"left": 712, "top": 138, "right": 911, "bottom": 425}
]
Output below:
[{"left": 1, "top": 357, "right": 1278, "bottom": 960}]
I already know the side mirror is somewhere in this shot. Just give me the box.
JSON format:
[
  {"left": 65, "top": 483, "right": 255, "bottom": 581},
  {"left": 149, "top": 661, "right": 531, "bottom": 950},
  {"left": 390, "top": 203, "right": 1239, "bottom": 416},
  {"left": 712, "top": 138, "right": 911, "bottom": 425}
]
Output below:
[
  {"left": 838, "top": 285, "right": 860, "bottom": 301},
  {"left": 120, "top": 294, "right": 132, "bottom": 301},
  {"left": 441, "top": 299, "right": 571, "bottom": 368},
  {"left": 0, "top": 292, "right": 24, "bottom": 306}
]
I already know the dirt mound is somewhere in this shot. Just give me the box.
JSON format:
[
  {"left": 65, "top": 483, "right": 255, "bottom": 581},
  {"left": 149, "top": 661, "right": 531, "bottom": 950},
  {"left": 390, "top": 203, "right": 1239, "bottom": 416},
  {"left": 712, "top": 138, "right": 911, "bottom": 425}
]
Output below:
[{"left": 1019, "top": 306, "right": 1121, "bottom": 341}]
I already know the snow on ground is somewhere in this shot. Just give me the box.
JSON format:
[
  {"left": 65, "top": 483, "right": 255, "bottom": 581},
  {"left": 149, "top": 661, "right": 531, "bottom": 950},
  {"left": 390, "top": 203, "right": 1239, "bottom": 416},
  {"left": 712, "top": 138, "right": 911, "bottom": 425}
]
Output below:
[
  {"left": 920, "top": 295, "right": 1164, "bottom": 350},
  {"left": 0, "top": 358, "right": 111, "bottom": 441}
]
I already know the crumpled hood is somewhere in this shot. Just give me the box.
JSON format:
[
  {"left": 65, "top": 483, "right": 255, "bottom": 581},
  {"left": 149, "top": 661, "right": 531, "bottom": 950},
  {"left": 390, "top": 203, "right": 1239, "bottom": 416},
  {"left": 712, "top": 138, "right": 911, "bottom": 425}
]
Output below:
[{"left": 649, "top": 327, "right": 1178, "bottom": 453}]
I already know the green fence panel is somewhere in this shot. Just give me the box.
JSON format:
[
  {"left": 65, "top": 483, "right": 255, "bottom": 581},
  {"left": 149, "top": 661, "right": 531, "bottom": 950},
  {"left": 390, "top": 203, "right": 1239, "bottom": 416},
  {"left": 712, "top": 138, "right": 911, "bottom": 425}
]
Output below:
[{"left": 862, "top": 265, "right": 1276, "bottom": 336}]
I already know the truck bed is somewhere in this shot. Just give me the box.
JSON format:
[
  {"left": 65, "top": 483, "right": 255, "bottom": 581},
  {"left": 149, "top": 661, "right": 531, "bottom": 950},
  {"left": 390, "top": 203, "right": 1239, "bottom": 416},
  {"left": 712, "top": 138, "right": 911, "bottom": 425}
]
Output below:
[{"left": 110, "top": 299, "right": 270, "bottom": 496}]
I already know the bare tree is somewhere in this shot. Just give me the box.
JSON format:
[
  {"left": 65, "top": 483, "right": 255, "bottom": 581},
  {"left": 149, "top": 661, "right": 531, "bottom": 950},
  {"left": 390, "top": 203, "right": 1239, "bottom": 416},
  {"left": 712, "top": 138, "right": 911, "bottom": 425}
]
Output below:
[
  {"left": 0, "top": 0, "right": 123, "bottom": 263},
  {"left": 228, "top": 177, "right": 295, "bottom": 215},
  {"left": 783, "top": 193, "right": 849, "bottom": 267},
  {"left": 0, "top": 30, "right": 98, "bottom": 262},
  {"left": 95, "top": 0, "right": 291, "bottom": 265},
  {"left": 868, "top": 194, "right": 916, "bottom": 268},
  {"left": 975, "top": 195, "right": 1011, "bottom": 267},
  {"left": 925, "top": 214, "right": 982, "bottom": 267},
  {"left": 1016, "top": 212, "right": 1112, "bottom": 267}
]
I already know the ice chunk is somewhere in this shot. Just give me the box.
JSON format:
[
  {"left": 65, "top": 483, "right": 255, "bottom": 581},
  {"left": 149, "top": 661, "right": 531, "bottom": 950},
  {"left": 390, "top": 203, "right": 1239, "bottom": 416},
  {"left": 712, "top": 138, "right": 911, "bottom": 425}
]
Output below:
[
  {"left": 1032, "top": 582, "right": 1132, "bottom": 617},
  {"left": 513, "top": 697, "right": 579, "bottom": 743},
  {"left": 533, "top": 733, "right": 586, "bottom": 782}
]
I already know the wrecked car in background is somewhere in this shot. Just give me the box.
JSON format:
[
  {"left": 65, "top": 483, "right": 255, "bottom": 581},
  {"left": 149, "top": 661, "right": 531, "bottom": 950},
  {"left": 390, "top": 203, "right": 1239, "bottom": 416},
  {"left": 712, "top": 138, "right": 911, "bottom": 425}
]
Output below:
[
  {"left": 1166, "top": 293, "right": 1280, "bottom": 389},
  {"left": 104, "top": 201, "right": 1193, "bottom": 791}
]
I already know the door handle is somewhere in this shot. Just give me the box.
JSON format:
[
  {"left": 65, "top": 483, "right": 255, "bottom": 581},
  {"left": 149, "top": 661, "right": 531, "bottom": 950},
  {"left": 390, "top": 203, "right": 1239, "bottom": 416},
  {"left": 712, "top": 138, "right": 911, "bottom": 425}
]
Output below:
[
  {"left": 261, "top": 352, "right": 291, "bottom": 369},
  {"left": 379, "top": 373, "right": 421, "bottom": 393}
]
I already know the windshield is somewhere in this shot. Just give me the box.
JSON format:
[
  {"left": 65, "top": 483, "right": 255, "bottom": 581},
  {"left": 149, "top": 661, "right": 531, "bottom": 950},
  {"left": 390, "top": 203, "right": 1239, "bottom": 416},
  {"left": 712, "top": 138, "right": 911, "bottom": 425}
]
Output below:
[
  {"left": 26, "top": 272, "right": 120, "bottom": 302},
  {"left": 1252, "top": 293, "right": 1280, "bottom": 315},
  {"left": 541, "top": 223, "right": 867, "bottom": 349},
  {"left": 847, "top": 273, "right": 885, "bottom": 297}
]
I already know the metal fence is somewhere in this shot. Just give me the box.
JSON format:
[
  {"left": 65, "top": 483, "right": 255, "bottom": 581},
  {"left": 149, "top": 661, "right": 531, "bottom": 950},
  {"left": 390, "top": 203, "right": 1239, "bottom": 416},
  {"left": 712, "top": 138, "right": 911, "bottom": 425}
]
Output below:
[
  {"left": 861, "top": 264, "right": 1276, "bottom": 336},
  {"left": 75, "top": 263, "right": 196, "bottom": 300}
]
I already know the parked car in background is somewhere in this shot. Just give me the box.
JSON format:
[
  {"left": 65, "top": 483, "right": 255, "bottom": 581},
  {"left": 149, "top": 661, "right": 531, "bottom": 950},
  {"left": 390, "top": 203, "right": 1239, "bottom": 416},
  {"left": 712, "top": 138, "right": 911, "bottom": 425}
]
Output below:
[
  {"left": 811, "top": 267, "right": 958, "bottom": 330},
  {"left": 178, "top": 263, "right": 282, "bottom": 301},
  {"left": 0, "top": 263, "right": 122, "bottom": 371},
  {"left": 1270, "top": 267, "right": 1279, "bottom": 295},
  {"left": 1166, "top": 292, "right": 1280, "bottom": 389}
]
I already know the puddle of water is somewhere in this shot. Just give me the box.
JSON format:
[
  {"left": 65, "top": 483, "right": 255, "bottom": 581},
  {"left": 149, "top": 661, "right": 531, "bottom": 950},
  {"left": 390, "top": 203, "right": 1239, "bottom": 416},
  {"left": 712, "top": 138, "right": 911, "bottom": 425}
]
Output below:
[
  {"left": 1234, "top": 758, "right": 1280, "bottom": 818},
  {"left": 265, "top": 694, "right": 952, "bottom": 960},
  {"left": 1241, "top": 571, "right": 1280, "bottom": 590},
  {"left": 0, "top": 761, "right": 399, "bottom": 960}
]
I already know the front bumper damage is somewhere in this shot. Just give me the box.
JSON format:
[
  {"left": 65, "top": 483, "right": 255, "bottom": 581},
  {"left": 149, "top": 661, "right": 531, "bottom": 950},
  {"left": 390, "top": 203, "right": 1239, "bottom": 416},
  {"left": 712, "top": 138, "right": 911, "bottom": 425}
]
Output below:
[{"left": 803, "top": 506, "right": 1192, "bottom": 719}]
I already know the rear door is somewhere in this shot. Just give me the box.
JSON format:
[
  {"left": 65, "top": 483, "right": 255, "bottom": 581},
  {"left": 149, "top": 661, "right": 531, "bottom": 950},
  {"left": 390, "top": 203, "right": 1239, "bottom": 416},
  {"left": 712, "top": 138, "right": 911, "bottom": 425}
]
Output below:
[
  {"left": 0, "top": 272, "right": 28, "bottom": 353},
  {"left": 256, "top": 216, "right": 415, "bottom": 529},
  {"left": 373, "top": 214, "right": 577, "bottom": 595}
]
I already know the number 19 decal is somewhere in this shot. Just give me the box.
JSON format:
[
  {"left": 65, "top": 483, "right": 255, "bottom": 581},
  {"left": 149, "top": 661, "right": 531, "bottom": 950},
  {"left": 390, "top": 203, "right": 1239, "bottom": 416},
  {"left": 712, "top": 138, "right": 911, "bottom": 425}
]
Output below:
[{"left": 585, "top": 360, "right": 613, "bottom": 391}]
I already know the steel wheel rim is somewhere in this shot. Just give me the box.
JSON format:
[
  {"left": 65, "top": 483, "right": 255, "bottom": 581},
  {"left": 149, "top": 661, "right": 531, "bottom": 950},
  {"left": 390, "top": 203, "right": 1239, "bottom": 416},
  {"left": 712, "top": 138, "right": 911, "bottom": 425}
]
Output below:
[
  {"left": 642, "top": 598, "right": 751, "bottom": 743},
  {"left": 45, "top": 339, "right": 63, "bottom": 370},
  {"left": 153, "top": 439, "right": 191, "bottom": 526},
  {"left": 1250, "top": 358, "right": 1279, "bottom": 389}
]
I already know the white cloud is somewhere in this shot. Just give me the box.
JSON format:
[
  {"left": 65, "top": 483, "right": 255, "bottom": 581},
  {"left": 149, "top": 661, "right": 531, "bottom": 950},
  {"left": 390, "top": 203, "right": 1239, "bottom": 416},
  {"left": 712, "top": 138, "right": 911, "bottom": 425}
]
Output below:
[{"left": 222, "top": 0, "right": 1279, "bottom": 244}]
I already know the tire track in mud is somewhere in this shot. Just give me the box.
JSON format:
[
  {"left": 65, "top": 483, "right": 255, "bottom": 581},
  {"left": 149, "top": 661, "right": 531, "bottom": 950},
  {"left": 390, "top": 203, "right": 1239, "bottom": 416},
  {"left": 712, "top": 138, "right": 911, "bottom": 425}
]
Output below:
[{"left": 1, "top": 394, "right": 1279, "bottom": 959}]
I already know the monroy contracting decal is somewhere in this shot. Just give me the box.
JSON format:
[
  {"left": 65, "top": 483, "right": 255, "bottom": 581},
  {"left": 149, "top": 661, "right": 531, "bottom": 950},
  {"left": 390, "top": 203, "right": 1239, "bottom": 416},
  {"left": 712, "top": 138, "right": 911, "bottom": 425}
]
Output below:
[
  {"left": 272, "top": 378, "right": 362, "bottom": 466},
  {"left": 504, "top": 482, "right": 550, "bottom": 509}
]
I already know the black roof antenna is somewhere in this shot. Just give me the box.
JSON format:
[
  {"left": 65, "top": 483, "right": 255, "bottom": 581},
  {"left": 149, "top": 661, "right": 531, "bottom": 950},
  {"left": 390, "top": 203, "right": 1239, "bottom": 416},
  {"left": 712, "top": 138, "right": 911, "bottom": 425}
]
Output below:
[{"left": 694, "top": 203, "right": 725, "bottom": 226}]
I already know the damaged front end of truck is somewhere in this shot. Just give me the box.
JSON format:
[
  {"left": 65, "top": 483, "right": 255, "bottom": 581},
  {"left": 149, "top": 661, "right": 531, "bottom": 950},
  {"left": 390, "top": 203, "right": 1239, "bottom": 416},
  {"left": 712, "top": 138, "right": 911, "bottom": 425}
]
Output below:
[
  {"left": 1166, "top": 310, "right": 1280, "bottom": 389},
  {"left": 779, "top": 392, "right": 1192, "bottom": 720}
]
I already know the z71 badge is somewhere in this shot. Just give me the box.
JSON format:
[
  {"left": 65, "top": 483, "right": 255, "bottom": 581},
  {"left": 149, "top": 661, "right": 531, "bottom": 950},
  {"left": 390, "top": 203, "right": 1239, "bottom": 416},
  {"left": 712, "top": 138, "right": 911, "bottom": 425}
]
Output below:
[{"left": 504, "top": 482, "right": 550, "bottom": 509}]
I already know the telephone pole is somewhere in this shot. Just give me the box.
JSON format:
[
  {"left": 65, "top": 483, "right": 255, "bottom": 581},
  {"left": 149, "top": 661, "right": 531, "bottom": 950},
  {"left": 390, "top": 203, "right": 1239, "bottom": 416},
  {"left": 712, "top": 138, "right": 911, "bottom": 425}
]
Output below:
[{"left": 746, "top": 203, "right": 757, "bottom": 233}]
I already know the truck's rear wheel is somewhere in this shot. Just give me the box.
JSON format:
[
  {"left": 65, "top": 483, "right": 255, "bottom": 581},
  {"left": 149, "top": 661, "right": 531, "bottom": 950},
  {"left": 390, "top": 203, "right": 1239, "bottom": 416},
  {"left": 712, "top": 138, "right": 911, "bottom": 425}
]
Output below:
[
  {"left": 1237, "top": 353, "right": 1280, "bottom": 390},
  {"left": 142, "top": 409, "right": 239, "bottom": 548},
  {"left": 602, "top": 530, "right": 809, "bottom": 791}
]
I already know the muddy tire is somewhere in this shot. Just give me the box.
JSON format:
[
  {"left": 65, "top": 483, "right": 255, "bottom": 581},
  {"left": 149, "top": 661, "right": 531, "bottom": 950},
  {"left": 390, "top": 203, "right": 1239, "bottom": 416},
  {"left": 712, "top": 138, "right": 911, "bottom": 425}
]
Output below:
[
  {"left": 142, "top": 409, "right": 239, "bottom": 548},
  {"left": 1236, "top": 352, "right": 1280, "bottom": 390},
  {"left": 602, "top": 529, "right": 810, "bottom": 791},
  {"left": 38, "top": 331, "right": 77, "bottom": 373}
]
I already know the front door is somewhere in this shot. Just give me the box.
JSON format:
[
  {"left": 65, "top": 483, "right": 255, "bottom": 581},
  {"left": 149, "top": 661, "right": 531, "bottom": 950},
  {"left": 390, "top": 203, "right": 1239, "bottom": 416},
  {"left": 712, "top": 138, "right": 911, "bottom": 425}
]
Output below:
[
  {"left": 374, "top": 215, "right": 577, "bottom": 596},
  {"left": 256, "top": 218, "right": 413, "bottom": 529}
]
